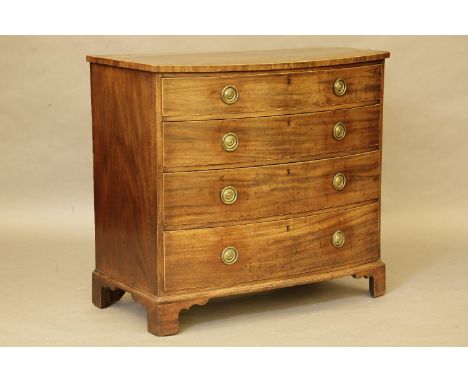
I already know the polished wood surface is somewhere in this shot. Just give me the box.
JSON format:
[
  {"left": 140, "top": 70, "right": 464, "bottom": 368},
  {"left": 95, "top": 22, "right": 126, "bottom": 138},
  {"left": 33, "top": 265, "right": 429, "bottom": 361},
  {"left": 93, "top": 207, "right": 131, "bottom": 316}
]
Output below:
[
  {"left": 93, "top": 260, "right": 385, "bottom": 304},
  {"left": 89, "top": 47, "right": 389, "bottom": 336},
  {"left": 162, "top": 64, "right": 382, "bottom": 118},
  {"left": 92, "top": 260, "right": 385, "bottom": 335},
  {"left": 162, "top": 99, "right": 380, "bottom": 122},
  {"left": 163, "top": 104, "right": 380, "bottom": 169},
  {"left": 353, "top": 262, "right": 386, "bottom": 297},
  {"left": 90, "top": 64, "right": 158, "bottom": 294},
  {"left": 154, "top": 74, "right": 165, "bottom": 298},
  {"left": 164, "top": 203, "right": 379, "bottom": 291},
  {"left": 132, "top": 292, "right": 209, "bottom": 336},
  {"left": 163, "top": 151, "right": 380, "bottom": 227},
  {"left": 92, "top": 271, "right": 125, "bottom": 308},
  {"left": 86, "top": 46, "right": 389, "bottom": 73}
]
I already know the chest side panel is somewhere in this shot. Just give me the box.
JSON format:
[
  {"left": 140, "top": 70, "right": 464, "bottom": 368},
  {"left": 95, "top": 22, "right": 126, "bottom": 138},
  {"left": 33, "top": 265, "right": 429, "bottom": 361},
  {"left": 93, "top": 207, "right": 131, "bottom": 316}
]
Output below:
[{"left": 91, "top": 64, "right": 158, "bottom": 294}]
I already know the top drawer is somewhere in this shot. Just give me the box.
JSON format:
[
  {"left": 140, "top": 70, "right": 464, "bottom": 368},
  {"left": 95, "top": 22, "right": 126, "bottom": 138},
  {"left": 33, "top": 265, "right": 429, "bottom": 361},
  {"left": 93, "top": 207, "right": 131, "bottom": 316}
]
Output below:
[{"left": 162, "top": 64, "right": 382, "bottom": 118}]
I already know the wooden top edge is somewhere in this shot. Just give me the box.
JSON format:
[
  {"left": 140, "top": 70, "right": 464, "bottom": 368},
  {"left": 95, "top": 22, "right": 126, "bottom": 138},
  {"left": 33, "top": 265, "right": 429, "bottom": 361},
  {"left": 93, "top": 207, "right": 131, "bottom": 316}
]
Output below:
[{"left": 86, "top": 46, "right": 390, "bottom": 73}]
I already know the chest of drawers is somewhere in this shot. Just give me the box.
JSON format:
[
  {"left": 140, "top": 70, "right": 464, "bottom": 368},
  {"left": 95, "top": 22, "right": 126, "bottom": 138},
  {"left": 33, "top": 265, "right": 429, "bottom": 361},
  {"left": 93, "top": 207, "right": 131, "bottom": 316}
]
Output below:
[{"left": 87, "top": 47, "right": 390, "bottom": 336}]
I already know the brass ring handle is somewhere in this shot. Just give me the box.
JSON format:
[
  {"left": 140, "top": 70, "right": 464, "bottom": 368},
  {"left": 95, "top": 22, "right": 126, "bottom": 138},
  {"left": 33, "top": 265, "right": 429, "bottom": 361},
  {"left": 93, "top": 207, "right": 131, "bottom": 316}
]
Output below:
[
  {"left": 221, "top": 246, "right": 238, "bottom": 265},
  {"left": 333, "top": 78, "right": 347, "bottom": 96},
  {"left": 221, "top": 85, "right": 239, "bottom": 104},
  {"left": 332, "top": 173, "right": 347, "bottom": 191},
  {"left": 221, "top": 132, "right": 239, "bottom": 152},
  {"left": 220, "top": 186, "right": 238, "bottom": 205},
  {"left": 332, "top": 122, "right": 347, "bottom": 141},
  {"left": 332, "top": 230, "right": 346, "bottom": 248}
]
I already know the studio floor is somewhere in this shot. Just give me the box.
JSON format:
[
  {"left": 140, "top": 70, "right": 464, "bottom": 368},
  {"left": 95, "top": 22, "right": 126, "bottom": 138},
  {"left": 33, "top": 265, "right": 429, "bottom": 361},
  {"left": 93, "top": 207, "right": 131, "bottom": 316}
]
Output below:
[{"left": 1, "top": 209, "right": 467, "bottom": 346}]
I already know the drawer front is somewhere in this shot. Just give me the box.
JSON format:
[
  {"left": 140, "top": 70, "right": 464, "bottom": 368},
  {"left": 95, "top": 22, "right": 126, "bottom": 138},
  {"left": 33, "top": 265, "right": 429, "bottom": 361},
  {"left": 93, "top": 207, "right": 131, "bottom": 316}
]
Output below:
[
  {"left": 163, "top": 151, "right": 380, "bottom": 227},
  {"left": 164, "top": 203, "right": 380, "bottom": 291},
  {"left": 164, "top": 105, "right": 380, "bottom": 169},
  {"left": 162, "top": 64, "right": 382, "bottom": 118}
]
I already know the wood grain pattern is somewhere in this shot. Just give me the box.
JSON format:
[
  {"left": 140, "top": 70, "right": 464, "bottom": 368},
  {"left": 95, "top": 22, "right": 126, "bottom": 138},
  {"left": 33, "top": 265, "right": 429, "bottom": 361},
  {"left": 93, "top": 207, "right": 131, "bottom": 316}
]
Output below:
[
  {"left": 164, "top": 150, "right": 380, "bottom": 227},
  {"left": 161, "top": 200, "right": 377, "bottom": 231},
  {"left": 353, "top": 262, "right": 386, "bottom": 297},
  {"left": 93, "top": 260, "right": 385, "bottom": 335},
  {"left": 378, "top": 63, "right": 385, "bottom": 269},
  {"left": 88, "top": 48, "right": 389, "bottom": 336},
  {"left": 94, "top": 260, "right": 385, "bottom": 304},
  {"left": 163, "top": 104, "right": 380, "bottom": 169},
  {"left": 92, "top": 271, "right": 125, "bottom": 308},
  {"left": 161, "top": 100, "right": 379, "bottom": 122},
  {"left": 86, "top": 46, "right": 389, "bottom": 73},
  {"left": 155, "top": 74, "right": 165, "bottom": 297},
  {"left": 162, "top": 64, "right": 382, "bottom": 118},
  {"left": 90, "top": 63, "right": 158, "bottom": 294},
  {"left": 164, "top": 148, "right": 380, "bottom": 175},
  {"left": 144, "top": 298, "right": 209, "bottom": 336},
  {"left": 130, "top": 289, "right": 209, "bottom": 336},
  {"left": 164, "top": 203, "right": 380, "bottom": 291}
]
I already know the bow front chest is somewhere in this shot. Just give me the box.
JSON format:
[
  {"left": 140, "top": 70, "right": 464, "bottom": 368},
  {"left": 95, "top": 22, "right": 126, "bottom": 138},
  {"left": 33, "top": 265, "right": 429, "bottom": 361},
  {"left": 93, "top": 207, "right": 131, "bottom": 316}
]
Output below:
[{"left": 87, "top": 47, "right": 390, "bottom": 336}]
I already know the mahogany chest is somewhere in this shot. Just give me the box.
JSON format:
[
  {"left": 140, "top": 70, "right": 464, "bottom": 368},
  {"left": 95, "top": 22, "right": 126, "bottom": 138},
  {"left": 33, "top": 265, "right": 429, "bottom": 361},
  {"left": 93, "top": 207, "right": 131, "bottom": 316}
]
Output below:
[{"left": 87, "top": 47, "right": 390, "bottom": 336}]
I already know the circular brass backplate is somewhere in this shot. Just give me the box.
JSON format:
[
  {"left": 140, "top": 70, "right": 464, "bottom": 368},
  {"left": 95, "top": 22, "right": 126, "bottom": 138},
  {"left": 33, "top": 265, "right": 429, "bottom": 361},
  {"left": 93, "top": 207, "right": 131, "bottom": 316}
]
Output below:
[
  {"left": 332, "top": 173, "right": 347, "bottom": 191},
  {"left": 332, "top": 230, "right": 346, "bottom": 248},
  {"left": 220, "top": 186, "right": 238, "bottom": 205},
  {"left": 221, "top": 132, "right": 239, "bottom": 152},
  {"left": 221, "top": 246, "right": 238, "bottom": 265},
  {"left": 333, "top": 78, "right": 347, "bottom": 96},
  {"left": 332, "top": 122, "right": 347, "bottom": 141},
  {"left": 221, "top": 85, "right": 239, "bottom": 104}
]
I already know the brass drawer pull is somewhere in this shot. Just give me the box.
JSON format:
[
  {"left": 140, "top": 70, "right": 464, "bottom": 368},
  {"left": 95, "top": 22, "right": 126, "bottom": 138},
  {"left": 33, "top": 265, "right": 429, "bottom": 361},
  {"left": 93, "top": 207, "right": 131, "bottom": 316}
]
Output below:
[
  {"left": 221, "top": 246, "right": 238, "bottom": 265},
  {"left": 333, "top": 78, "right": 347, "bottom": 96},
  {"left": 332, "top": 122, "right": 347, "bottom": 140},
  {"left": 221, "top": 132, "right": 239, "bottom": 152},
  {"left": 332, "top": 230, "right": 346, "bottom": 248},
  {"left": 221, "top": 85, "right": 239, "bottom": 104},
  {"left": 220, "top": 186, "right": 238, "bottom": 205},
  {"left": 332, "top": 173, "right": 347, "bottom": 191}
]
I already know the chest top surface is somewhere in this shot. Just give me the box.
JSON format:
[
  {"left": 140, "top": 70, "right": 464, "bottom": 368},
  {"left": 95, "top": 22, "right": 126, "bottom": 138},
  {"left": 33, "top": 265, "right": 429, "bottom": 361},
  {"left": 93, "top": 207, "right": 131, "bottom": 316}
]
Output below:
[{"left": 86, "top": 46, "right": 390, "bottom": 73}]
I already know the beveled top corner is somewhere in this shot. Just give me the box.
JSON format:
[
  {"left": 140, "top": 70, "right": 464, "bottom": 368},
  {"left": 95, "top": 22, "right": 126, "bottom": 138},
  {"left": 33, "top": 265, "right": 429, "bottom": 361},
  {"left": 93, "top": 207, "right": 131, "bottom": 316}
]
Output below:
[{"left": 86, "top": 46, "right": 390, "bottom": 73}]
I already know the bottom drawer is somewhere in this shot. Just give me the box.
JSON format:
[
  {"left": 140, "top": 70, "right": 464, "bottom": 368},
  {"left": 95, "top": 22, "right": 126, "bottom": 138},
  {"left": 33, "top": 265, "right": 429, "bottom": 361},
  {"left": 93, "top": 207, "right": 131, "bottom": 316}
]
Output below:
[{"left": 164, "top": 203, "right": 380, "bottom": 291}]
